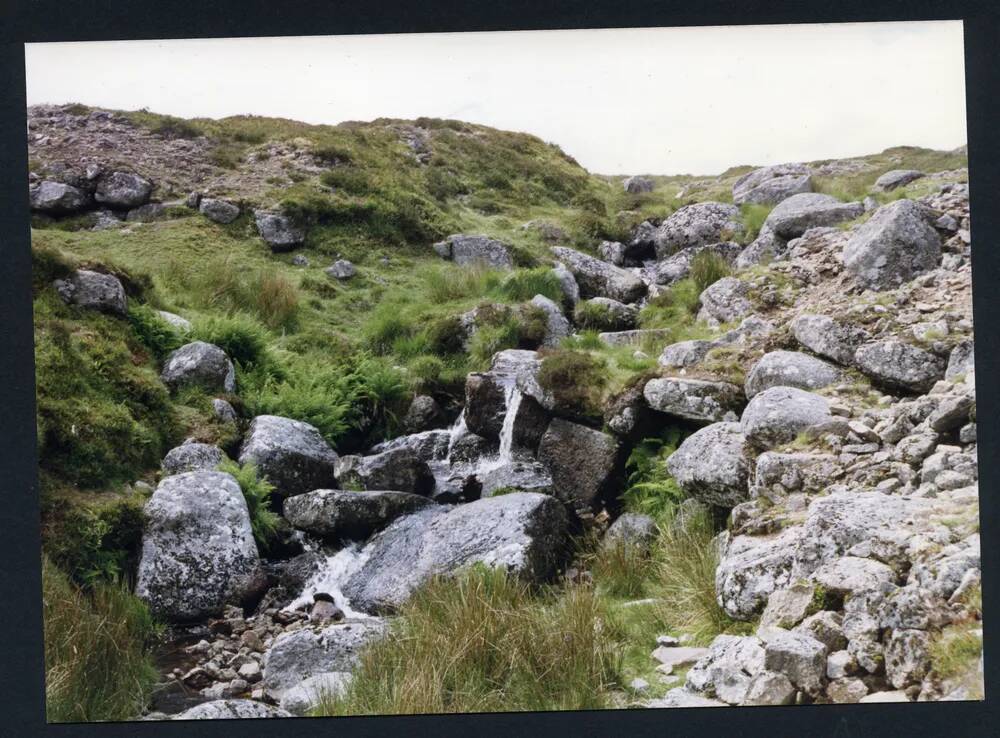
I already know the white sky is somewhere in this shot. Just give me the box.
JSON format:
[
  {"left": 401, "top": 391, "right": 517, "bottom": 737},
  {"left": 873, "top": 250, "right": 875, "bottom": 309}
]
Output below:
[{"left": 24, "top": 21, "right": 966, "bottom": 175}]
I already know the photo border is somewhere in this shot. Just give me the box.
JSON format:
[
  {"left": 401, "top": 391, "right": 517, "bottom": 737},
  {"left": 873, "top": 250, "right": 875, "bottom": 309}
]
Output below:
[{"left": 1, "top": 1, "right": 997, "bottom": 735}]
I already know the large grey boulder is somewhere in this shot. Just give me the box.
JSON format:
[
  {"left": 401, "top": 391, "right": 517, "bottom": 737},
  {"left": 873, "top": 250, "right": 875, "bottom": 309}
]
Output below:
[
  {"left": 238, "top": 415, "right": 339, "bottom": 499},
  {"left": 551, "top": 262, "right": 580, "bottom": 306},
  {"left": 160, "top": 341, "right": 236, "bottom": 394},
  {"left": 734, "top": 224, "right": 787, "bottom": 269},
  {"left": 732, "top": 164, "right": 813, "bottom": 206},
  {"left": 530, "top": 294, "right": 571, "bottom": 347},
  {"left": 283, "top": 489, "right": 434, "bottom": 541},
  {"left": 853, "top": 340, "right": 947, "bottom": 393},
  {"left": 744, "top": 350, "right": 842, "bottom": 398},
  {"left": 174, "top": 700, "right": 291, "bottom": 720},
  {"left": 651, "top": 241, "right": 742, "bottom": 286},
  {"left": 53, "top": 269, "right": 127, "bottom": 315},
  {"left": 698, "top": 277, "right": 753, "bottom": 324},
  {"left": 334, "top": 448, "right": 435, "bottom": 496},
  {"left": 537, "top": 418, "right": 619, "bottom": 511},
  {"left": 136, "top": 471, "right": 261, "bottom": 621},
  {"left": 254, "top": 210, "right": 306, "bottom": 251},
  {"left": 199, "top": 197, "right": 240, "bottom": 224},
  {"left": 685, "top": 634, "right": 766, "bottom": 705},
  {"left": 653, "top": 202, "right": 744, "bottom": 258},
  {"left": 874, "top": 169, "right": 925, "bottom": 192},
  {"left": 644, "top": 377, "right": 745, "bottom": 424},
  {"left": 29, "top": 180, "right": 92, "bottom": 213},
  {"left": 842, "top": 200, "right": 942, "bottom": 290},
  {"left": 94, "top": 171, "right": 153, "bottom": 208},
  {"left": 740, "top": 387, "right": 834, "bottom": 449},
  {"left": 623, "top": 175, "right": 654, "bottom": 193},
  {"left": 433, "top": 234, "right": 513, "bottom": 269},
  {"left": 603, "top": 513, "right": 658, "bottom": 551},
  {"left": 667, "top": 422, "right": 750, "bottom": 508},
  {"left": 790, "top": 313, "right": 870, "bottom": 366},
  {"left": 325, "top": 259, "right": 356, "bottom": 280},
  {"left": 550, "top": 246, "right": 647, "bottom": 303},
  {"left": 262, "top": 619, "right": 388, "bottom": 699},
  {"left": 279, "top": 672, "right": 353, "bottom": 715},
  {"left": 764, "top": 193, "right": 863, "bottom": 239},
  {"left": 161, "top": 442, "right": 225, "bottom": 475},
  {"left": 343, "top": 493, "right": 568, "bottom": 613}
]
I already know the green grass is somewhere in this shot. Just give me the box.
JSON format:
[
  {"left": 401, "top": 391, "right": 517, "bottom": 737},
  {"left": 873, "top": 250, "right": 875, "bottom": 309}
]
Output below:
[
  {"left": 216, "top": 459, "right": 282, "bottom": 551},
  {"left": 43, "top": 557, "right": 160, "bottom": 722},
  {"left": 688, "top": 250, "right": 732, "bottom": 292},
  {"left": 315, "top": 566, "right": 623, "bottom": 715}
]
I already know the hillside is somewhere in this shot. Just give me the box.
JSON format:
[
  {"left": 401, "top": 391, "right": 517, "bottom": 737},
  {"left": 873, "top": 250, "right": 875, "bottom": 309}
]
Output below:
[{"left": 28, "top": 103, "right": 980, "bottom": 720}]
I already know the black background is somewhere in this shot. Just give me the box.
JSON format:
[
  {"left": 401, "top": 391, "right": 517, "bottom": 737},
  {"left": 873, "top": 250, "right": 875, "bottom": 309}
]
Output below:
[{"left": 1, "top": 1, "right": 997, "bottom": 736}]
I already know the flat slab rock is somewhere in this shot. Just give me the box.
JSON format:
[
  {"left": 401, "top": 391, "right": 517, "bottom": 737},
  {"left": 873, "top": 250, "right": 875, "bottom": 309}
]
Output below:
[
  {"left": 644, "top": 377, "right": 745, "bottom": 424},
  {"left": 282, "top": 489, "right": 435, "bottom": 541},
  {"left": 342, "top": 492, "right": 569, "bottom": 614}
]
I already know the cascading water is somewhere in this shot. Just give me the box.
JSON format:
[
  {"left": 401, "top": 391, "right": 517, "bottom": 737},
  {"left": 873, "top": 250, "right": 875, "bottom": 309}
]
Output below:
[{"left": 285, "top": 543, "right": 373, "bottom": 619}]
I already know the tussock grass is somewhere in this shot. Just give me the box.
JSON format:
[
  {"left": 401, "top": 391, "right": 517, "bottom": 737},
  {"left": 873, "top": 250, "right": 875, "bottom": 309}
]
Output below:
[
  {"left": 316, "top": 567, "right": 622, "bottom": 716},
  {"left": 738, "top": 203, "right": 773, "bottom": 244},
  {"left": 43, "top": 557, "right": 160, "bottom": 722},
  {"left": 689, "top": 250, "right": 732, "bottom": 292}
]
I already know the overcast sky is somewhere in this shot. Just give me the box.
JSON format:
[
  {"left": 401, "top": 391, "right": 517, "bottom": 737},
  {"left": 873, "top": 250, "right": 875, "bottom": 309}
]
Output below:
[{"left": 24, "top": 21, "right": 966, "bottom": 175}]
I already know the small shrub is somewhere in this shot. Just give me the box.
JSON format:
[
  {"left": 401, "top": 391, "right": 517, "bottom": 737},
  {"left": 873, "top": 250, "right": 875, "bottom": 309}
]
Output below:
[
  {"left": 150, "top": 115, "right": 201, "bottom": 140},
  {"left": 320, "top": 166, "right": 371, "bottom": 195},
  {"left": 315, "top": 566, "right": 621, "bottom": 715},
  {"left": 190, "top": 314, "right": 272, "bottom": 369},
  {"left": 688, "top": 251, "right": 732, "bottom": 292},
  {"left": 217, "top": 459, "right": 281, "bottom": 550},
  {"left": 492, "top": 268, "right": 564, "bottom": 303},
  {"left": 424, "top": 315, "right": 466, "bottom": 355},
  {"left": 363, "top": 303, "right": 417, "bottom": 355},
  {"left": 43, "top": 557, "right": 160, "bottom": 722},
  {"left": 517, "top": 304, "right": 550, "bottom": 347},
  {"left": 32, "top": 242, "right": 77, "bottom": 293},
  {"left": 469, "top": 321, "right": 521, "bottom": 369},
  {"left": 537, "top": 350, "right": 607, "bottom": 418},
  {"left": 574, "top": 301, "right": 616, "bottom": 331},
  {"left": 126, "top": 304, "right": 184, "bottom": 360},
  {"left": 621, "top": 431, "right": 686, "bottom": 521}
]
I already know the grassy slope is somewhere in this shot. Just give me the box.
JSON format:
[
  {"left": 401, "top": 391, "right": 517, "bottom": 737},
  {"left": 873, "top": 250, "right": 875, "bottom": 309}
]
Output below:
[{"left": 32, "top": 106, "right": 968, "bottom": 718}]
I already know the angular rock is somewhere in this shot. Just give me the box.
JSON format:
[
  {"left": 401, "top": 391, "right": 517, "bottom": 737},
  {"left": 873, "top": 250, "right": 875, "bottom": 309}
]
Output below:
[
  {"left": 29, "top": 180, "right": 92, "bottom": 213},
  {"left": 763, "top": 628, "right": 827, "bottom": 695},
  {"left": 480, "top": 459, "right": 553, "bottom": 497},
  {"left": 325, "top": 259, "right": 356, "bottom": 280},
  {"left": 162, "top": 442, "right": 225, "bottom": 475},
  {"left": 651, "top": 241, "right": 742, "bottom": 286},
  {"left": 744, "top": 350, "right": 842, "bottom": 398},
  {"left": 734, "top": 224, "right": 787, "bottom": 269},
  {"left": 759, "top": 582, "right": 816, "bottom": 629},
  {"left": 733, "top": 163, "right": 813, "bottom": 206},
  {"left": 764, "top": 193, "right": 863, "bottom": 239},
  {"left": 885, "top": 628, "right": 931, "bottom": 689},
  {"left": 343, "top": 493, "right": 568, "bottom": 613},
  {"left": 644, "top": 377, "right": 745, "bottom": 424},
  {"left": 279, "top": 672, "right": 352, "bottom": 716},
  {"left": 685, "top": 634, "right": 766, "bottom": 704},
  {"left": 797, "top": 611, "right": 847, "bottom": 653},
  {"left": 125, "top": 203, "right": 164, "bottom": 222},
  {"left": 716, "top": 527, "right": 801, "bottom": 619},
  {"left": 853, "top": 340, "right": 946, "bottom": 393},
  {"left": 335, "top": 448, "right": 434, "bottom": 496},
  {"left": 946, "top": 340, "right": 974, "bottom": 379},
  {"left": 648, "top": 688, "right": 727, "bottom": 708},
  {"left": 53, "top": 269, "right": 127, "bottom": 315},
  {"left": 161, "top": 341, "right": 236, "bottom": 394},
  {"left": 574, "top": 297, "right": 638, "bottom": 331},
  {"left": 842, "top": 199, "right": 942, "bottom": 290},
  {"left": 790, "top": 313, "right": 870, "bottom": 366},
  {"left": 751, "top": 451, "right": 841, "bottom": 502},
  {"left": 742, "top": 671, "right": 797, "bottom": 706},
  {"left": 434, "top": 234, "right": 513, "bottom": 269},
  {"left": 603, "top": 513, "right": 658, "bottom": 551},
  {"left": 238, "top": 415, "right": 339, "bottom": 499},
  {"left": 667, "top": 422, "right": 750, "bottom": 508},
  {"left": 530, "top": 294, "right": 571, "bottom": 347},
  {"left": 212, "top": 398, "right": 238, "bottom": 423},
  {"left": 551, "top": 262, "right": 580, "bottom": 306},
  {"left": 95, "top": 171, "right": 153, "bottom": 208},
  {"left": 623, "top": 175, "right": 654, "bottom": 194},
  {"left": 810, "top": 556, "right": 896, "bottom": 598},
  {"left": 254, "top": 210, "right": 306, "bottom": 251},
  {"left": 401, "top": 395, "right": 444, "bottom": 433},
  {"left": 551, "top": 246, "right": 647, "bottom": 303},
  {"left": 740, "top": 387, "right": 834, "bottom": 449},
  {"left": 826, "top": 677, "right": 868, "bottom": 704},
  {"left": 537, "top": 418, "right": 619, "bottom": 511},
  {"left": 136, "top": 471, "right": 261, "bottom": 621},
  {"left": 173, "top": 699, "right": 291, "bottom": 720},
  {"left": 199, "top": 197, "right": 240, "bottom": 224},
  {"left": 698, "top": 277, "right": 753, "bottom": 324},
  {"left": 653, "top": 202, "right": 744, "bottom": 258},
  {"left": 875, "top": 169, "right": 925, "bottom": 192},
  {"left": 283, "top": 489, "right": 434, "bottom": 541},
  {"left": 262, "top": 620, "right": 388, "bottom": 698},
  {"left": 157, "top": 310, "right": 192, "bottom": 332}
]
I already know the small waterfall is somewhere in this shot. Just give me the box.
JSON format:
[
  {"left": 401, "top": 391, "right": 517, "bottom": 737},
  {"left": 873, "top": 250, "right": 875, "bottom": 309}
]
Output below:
[
  {"left": 445, "top": 412, "right": 469, "bottom": 464},
  {"left": 497, "top": 384, "right": 522, "bottom": 463},
  {"left": 284, "top": 544, "right": 372, "bottom": 619}
]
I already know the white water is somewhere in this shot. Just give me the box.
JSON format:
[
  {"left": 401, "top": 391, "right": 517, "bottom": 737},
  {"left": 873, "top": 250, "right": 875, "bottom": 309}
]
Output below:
[
  {"left": 497, "top": 384, "right": 522, "bottom": 462},
  {"left": 284, "top": 544, "right": 373, "bottom": 619}
]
